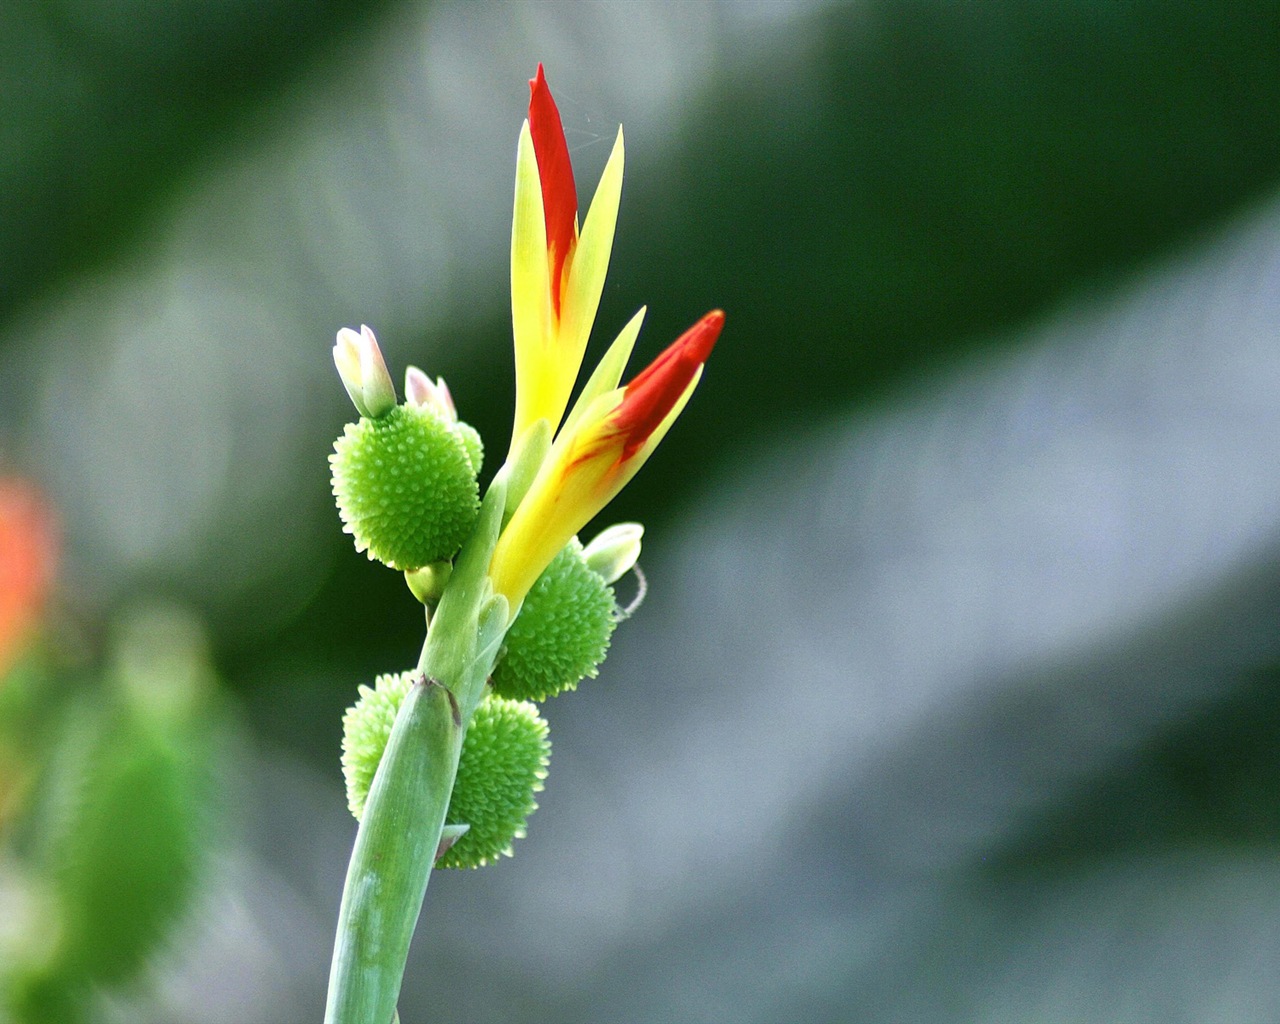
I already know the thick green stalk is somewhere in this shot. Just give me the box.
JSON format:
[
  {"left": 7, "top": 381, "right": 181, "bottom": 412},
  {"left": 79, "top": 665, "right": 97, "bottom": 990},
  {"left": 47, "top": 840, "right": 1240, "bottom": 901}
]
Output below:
[
  {"left": 324, "top": 480, "right": 509, "bottom": 1024},
  {"left": 324, "top": 676, "right": 463, "bottom": 1024}
]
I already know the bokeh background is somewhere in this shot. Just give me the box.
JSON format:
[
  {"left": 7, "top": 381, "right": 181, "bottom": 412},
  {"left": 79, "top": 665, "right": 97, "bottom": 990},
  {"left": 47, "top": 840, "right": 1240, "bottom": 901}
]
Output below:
[{"left": 5, "top": 1, "right": 1280, "bottom": 1020}]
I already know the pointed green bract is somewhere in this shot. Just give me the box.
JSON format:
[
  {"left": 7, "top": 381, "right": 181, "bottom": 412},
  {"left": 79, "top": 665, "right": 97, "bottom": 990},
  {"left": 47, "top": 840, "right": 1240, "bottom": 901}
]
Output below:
[{"left": 326, "top": 676, "right": 464, "bottom": 1024}]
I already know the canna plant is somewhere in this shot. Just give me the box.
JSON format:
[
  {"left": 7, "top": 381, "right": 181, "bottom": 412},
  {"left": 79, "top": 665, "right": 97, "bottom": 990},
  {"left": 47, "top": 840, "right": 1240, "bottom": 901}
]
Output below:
[{"left": 325, "top": 65, "right": 723, "bottom": 1024}]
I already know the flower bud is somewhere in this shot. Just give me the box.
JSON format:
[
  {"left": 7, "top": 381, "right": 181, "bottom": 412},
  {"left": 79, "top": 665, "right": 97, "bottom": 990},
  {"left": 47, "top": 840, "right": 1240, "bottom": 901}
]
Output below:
[
  {"left": 491, "top": 540, "right": 616, "bottom": 702},
  {"left": 404, "top": 562, "right": 452, "bottom": 605},
  {"left": 581, "top": 522, "right": 643, "bottom": 584},
  {"left": 334, "top": 325, "right": 396, "bottom": 419},
  {"left": 404, "top": 367, "right": 457, "bottom": 422},
  {"left": 330, "top": 404, "right": 479, "bottom": 569}
]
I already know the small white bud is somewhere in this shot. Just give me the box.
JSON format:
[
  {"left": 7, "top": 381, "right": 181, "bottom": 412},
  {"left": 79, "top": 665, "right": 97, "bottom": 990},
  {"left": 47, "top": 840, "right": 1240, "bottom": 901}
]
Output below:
[
  {"left": 581, "top": 522, "right": 644, "bottom": 584},
  {"left": 333, "top": 324, "right": 396, "bottom": 418}
]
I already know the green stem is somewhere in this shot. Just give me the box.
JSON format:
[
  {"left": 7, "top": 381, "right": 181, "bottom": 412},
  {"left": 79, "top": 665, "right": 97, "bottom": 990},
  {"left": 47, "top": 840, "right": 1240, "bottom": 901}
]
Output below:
[
  {"left": 324, "top": 480, "right": 510, "bottom": 1024},
  {"left": 323, "top": 675, "right": 462, "bottom": 1024}
]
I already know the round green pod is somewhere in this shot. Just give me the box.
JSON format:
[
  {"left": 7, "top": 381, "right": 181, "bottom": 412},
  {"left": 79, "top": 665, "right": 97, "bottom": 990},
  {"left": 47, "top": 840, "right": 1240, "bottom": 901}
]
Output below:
[
  {"left": 330, "top": 404, "right": 479, "bottom": 570},
  {"left": 341, "top": 676, "right": 550, "bottom": 869},
  {"left": 455, "top": 420, "right": 484, "bottom": 476},
  {"left": 341, "top": 669, "right": 415, "bottom": 821},
  {"left": 439, "top": 693, "right": 549, "bottom": 869},
  {"left": 491, "top": 541, "right": 617, "bottom": 702}
]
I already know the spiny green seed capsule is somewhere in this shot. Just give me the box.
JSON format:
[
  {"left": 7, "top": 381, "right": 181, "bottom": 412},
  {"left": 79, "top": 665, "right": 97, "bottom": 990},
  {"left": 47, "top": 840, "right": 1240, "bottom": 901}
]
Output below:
[
  {"left": 455, "top": 420, "right": 484, "bottom": 476},
  {"left": 330, "top": 404, "right": 480, "bottom": 569},
  {"left": 341, "top": 672, "right": 550, "bottom": 869},
  {"left": 438, "top": 693, "right": 549, "bottom": 869},
  {"left": 491, "top": 541, "right": 616, "bottom": 702},
  {"left": 341, "top": 669, "right": 412, "bottom": 821}
]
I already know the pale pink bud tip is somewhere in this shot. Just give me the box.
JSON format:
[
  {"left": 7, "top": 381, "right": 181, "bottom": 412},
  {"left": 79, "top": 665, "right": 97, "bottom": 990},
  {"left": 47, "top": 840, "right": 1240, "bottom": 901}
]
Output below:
[{"left": 404, "top": 366, "right": 458, "bottom": 422}]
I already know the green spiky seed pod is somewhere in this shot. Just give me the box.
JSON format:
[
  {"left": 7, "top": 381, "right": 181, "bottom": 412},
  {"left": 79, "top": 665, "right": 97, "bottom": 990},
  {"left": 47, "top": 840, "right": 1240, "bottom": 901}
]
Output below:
[
  {"left": 491, "top": 541, "right": 617, "bottom": 702},
  {"left": 341, "top": 669, "right": 415, "bottom": 821},
  {"left": 330, "top": 404, "right": 479, "bottom": 570},
  {"left": 342, "top": 676, "right": 549, "bottom": 869},
  {"left": 438, "top": 694, "right": 549, "bottom": 869},
  {"left": 455, "top": 420, "right": 484, "bottom": 476}
]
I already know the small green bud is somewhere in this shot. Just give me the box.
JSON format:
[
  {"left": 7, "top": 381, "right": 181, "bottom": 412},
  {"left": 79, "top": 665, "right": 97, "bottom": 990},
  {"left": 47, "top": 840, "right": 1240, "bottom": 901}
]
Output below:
[
  {"left": 491, "top": 540, "right": 616, "bottom": 702},
  {"left": 341, "top": 674, "right": 550, "bottom": 869},
  {"left": 404, "top": 561, "right": 452, "bottom": 605},
  {"left": 330, "top": 404, "right": 480, "bottom": 569},
  {"left": 439, "top": 693, "right": 549, "bottom": 869},
  {"left": 581, "top": 522, "right": 644, "bottom": 584}
]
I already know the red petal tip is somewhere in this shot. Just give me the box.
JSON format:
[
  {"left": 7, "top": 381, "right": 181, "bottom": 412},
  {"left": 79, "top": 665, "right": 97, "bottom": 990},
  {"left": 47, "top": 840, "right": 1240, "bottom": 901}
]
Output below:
[
  {"left": 688, "top": 310, "right": 725, "bottom": 361},
  {"left": 526, "top": 65, "right": 578, "bottom": 316}
]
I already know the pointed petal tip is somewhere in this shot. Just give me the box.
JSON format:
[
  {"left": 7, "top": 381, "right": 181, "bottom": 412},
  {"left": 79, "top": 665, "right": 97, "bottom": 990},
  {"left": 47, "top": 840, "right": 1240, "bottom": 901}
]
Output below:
[
  {"left": 686, "top": 309, "right": 725, "bottom": 362},
  {"left": 525, "top": 63, "right": 577, "bottom": 316}
]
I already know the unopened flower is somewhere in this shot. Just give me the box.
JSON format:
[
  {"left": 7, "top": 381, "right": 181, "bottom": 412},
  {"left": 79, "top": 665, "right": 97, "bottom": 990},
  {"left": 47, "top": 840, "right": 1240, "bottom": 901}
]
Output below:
[
  {"left": 334, "top": 325, "right": 397, "bottom": 419},
  {"left": 404, "top": 367, "right": 457, "bottom": 422},
  {"left": 406, "top": 366, "right": 483, "bottom": 474},
  {"left": 581, "top": 522, "right": 644, "bottom": 585}
]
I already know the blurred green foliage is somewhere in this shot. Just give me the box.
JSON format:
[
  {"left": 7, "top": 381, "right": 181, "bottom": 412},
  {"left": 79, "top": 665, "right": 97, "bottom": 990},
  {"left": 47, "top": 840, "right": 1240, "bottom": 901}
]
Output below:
[
  {"left": 1, "top": 612, "right": 227, "bottom": 1024},
  {"left": 0, "top": 0, "right": 394, "bottom": 319}
]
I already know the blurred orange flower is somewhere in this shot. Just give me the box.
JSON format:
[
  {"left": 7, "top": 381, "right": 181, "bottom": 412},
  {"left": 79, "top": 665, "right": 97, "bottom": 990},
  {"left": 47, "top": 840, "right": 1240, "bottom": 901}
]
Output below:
[{"left": 0, "top": 479, "right": 57, "bottom": 679}]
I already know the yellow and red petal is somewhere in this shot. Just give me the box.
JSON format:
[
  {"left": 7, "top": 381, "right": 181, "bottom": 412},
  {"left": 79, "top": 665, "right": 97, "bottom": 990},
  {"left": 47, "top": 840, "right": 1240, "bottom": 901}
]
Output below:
[
  {"left": 614, "top": 310, "right": 723, "bottom": 460},
  {"left": 490, "top": 311, "right": 723, "bottom": 611},
  {"left": 560, "top": 305, "right": 645, "bottom": 438},
  {"left": 528, "top": 64, "right": 578, "bottom": 317},
  {"left": 510, "top": 118, "right": 555, "bottom": 442}
]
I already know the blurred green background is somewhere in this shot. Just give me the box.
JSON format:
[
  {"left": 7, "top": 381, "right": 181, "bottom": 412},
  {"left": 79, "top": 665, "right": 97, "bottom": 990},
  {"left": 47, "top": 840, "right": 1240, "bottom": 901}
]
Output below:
[{"left": 5, "top": 1, "right": 1280, "bottom": 1020}]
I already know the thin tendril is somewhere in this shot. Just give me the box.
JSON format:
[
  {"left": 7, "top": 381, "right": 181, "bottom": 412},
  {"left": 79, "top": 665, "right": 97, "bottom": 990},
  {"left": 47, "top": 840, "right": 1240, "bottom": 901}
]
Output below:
[{"left": 613, "top": 563, "right": 647, "bottom": 621}]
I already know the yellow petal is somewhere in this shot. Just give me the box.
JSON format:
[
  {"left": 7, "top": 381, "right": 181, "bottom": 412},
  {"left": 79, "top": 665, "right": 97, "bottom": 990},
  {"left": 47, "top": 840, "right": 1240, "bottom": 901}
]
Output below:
[
  {"left": 559, "top": 306, "right": 645, "bottom": 438},
  {"left": 490, "top": 390, "right": 624, "bottom": 610},
  {"left": 510, "top": 119, "right": 554, "bottom": 444},
  {"left": 558, "top": 127, "right": 625, "bottom": 392}
]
